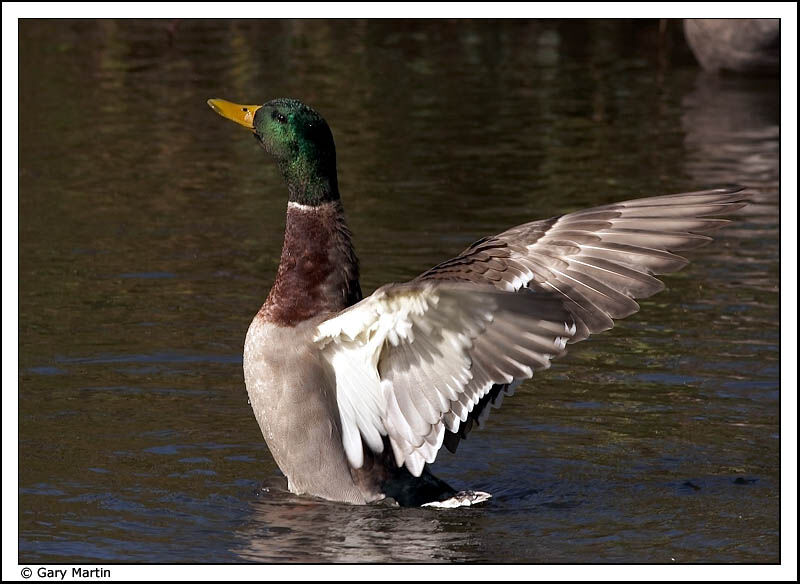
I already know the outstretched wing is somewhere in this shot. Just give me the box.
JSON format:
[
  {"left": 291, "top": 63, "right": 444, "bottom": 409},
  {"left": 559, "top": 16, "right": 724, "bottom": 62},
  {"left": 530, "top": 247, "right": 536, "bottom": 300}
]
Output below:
[
  {"left": 419, "top": 187, "right": 746, "bottom": 340},
  {"left": 315, "top": 282, "right": 575, "bottom": 476},
  {"left": 316, "top": 187, "right": 746, "bottom": 475},
  {"left": 420, "top": 186, "right": 747, "bottom": 451}
]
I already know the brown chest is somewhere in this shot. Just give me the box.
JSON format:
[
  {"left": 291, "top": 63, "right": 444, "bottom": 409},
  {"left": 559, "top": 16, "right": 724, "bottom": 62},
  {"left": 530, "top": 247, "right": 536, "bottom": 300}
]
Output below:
[{"left": 260, "top": 202, "right": 362, "bottom": 326}]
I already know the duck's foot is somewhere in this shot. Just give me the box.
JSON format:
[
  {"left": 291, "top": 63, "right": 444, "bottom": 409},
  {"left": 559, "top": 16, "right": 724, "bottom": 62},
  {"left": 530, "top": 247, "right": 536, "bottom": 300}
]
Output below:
[{"left": 421, "top": 490, "right": 492, "bottom": 508}]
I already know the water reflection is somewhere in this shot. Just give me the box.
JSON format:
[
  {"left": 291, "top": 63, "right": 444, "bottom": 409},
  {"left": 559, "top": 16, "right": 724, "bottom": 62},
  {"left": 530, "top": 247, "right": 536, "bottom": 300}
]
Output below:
[
  {"left": 682, "top": 71, "right": 779, "bottom": 200},
  {"left": 681, "top": 70, "right": 779, "bottom": 298},
  {"left": 233, "top": 479, "right": 477, "bottom": 563}
]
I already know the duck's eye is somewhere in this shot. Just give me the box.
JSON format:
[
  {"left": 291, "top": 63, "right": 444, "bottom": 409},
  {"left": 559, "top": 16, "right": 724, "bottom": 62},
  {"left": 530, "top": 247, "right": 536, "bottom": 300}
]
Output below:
[{"left": 272, "top": 110, "right": 287, "bottom": 124}]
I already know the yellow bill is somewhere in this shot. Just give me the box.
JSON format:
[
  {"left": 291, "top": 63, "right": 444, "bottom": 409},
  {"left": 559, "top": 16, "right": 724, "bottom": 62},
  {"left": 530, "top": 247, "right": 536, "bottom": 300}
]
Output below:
[{"left": 207, "top": 99, "right": 262, "bottom": 129}]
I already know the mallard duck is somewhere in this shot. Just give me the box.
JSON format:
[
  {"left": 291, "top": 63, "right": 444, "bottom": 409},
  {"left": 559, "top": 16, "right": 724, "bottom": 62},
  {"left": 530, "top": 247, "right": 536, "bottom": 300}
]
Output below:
[
  {"left": 683, "top": 18, "right": 779, "bottom": 74},
  {"left": 208, "top": 97, "right": 746, "bottom": 507}
]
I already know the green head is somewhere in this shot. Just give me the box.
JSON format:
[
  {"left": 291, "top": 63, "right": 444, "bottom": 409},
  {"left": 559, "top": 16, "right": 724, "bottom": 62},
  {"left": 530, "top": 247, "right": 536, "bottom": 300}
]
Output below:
[{"left": 208, "top": 98, "right": 339, "bottom": 206}]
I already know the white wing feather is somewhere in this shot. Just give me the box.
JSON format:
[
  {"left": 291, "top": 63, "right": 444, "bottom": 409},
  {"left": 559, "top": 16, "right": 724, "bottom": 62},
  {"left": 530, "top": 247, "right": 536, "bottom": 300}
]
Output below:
[{"left": 314, "top": 282, "right": 573, "bottom": 475}]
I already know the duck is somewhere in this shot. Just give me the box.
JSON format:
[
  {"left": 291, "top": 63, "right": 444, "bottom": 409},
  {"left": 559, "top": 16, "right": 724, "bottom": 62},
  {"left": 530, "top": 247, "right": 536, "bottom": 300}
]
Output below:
[
  {"left": 683, "top": 18, "right": 779, "bottom": 75},
  {"left": 207, "top": 97, "right": 746, "bottom": 508}
]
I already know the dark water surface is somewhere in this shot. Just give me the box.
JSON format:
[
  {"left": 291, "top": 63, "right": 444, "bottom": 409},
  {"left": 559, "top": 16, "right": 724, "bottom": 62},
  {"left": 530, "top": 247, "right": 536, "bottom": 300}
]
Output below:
[{"left": 18, "top": 20, "right": 779, "bottom": 563}]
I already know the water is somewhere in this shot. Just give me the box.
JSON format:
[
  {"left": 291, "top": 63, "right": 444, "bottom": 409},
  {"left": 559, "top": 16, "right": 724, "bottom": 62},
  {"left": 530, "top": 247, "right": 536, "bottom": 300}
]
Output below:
[{"left": 18, "top": 20, "right": 779, "bottom": 563}]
